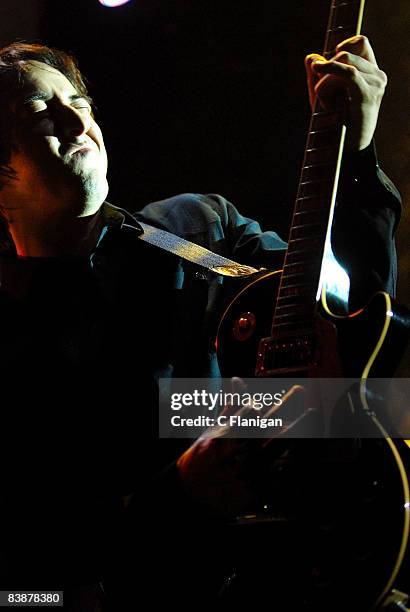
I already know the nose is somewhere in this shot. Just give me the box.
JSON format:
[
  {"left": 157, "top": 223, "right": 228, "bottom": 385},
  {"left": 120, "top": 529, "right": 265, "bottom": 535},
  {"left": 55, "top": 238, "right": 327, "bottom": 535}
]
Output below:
[{"left": 58, "top": 104, "right": 91, "bottom": 141}]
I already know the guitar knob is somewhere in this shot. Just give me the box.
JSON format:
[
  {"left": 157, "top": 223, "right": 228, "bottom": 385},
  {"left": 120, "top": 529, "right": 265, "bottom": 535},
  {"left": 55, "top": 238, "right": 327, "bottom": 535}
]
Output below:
[{"left": 233, "top": 312, "right": 256, "bottom": 341}]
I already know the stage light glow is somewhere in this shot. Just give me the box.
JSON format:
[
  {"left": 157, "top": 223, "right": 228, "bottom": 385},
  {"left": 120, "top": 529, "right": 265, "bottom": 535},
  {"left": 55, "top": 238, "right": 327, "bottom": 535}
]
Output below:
[{"left": 99, "top": 0, "right": 131, "bottom": 7}]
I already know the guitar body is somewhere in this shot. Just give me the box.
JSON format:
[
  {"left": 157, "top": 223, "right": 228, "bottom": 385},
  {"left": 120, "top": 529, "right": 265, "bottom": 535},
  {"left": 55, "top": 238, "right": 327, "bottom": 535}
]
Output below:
[
  {"left": 215, "top": 271, "right": 410, "bottom": 610},
  {"left": 216, "top": 269, "right": 410, "bottom": 380}
]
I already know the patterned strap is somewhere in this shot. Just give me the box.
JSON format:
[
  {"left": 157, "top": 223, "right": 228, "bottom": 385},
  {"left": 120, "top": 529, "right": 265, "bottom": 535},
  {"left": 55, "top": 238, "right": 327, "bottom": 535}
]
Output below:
[{"left": 136, "top": 221, "right": 259, "bottom": 277}]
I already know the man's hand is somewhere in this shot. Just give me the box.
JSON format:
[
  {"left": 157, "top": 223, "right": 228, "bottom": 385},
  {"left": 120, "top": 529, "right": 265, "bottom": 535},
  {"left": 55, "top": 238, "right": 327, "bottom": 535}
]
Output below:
[
  {"left": 177, "top": 436, "right": 258, "bottom": 517},
  {"left": 176, "top": 382, "right": 307, "bottom": 518},
  {"left": 304, "top": 35, "right": 387, "bottom": 151}
]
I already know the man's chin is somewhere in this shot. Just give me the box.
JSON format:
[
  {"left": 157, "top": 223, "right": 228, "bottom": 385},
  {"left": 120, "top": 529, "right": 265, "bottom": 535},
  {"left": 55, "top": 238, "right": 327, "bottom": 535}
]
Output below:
[{"left": 65, "top": 173, "right": 108, "bottom": 216}]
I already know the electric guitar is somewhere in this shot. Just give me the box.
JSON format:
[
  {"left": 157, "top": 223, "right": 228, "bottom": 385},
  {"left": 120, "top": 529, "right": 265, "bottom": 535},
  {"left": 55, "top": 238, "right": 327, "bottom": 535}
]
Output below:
[{"left": 215, "top": 0, "right": 410, "bottom": 609}]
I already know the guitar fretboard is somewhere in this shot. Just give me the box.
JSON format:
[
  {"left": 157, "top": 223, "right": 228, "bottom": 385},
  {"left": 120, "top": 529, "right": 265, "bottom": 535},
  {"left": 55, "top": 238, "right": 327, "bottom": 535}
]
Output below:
[{"left": 271, "top": 0, "right": 365, "bottom": 338}]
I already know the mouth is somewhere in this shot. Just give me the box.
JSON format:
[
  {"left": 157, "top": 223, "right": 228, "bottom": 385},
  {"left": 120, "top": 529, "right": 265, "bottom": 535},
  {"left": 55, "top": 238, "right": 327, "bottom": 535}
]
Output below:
[
  {"left": 64, "top": 143, "right": 96, "bottom": 156},
  {"left": 71, "top": 145, "right": 94, "bottom": 155}
]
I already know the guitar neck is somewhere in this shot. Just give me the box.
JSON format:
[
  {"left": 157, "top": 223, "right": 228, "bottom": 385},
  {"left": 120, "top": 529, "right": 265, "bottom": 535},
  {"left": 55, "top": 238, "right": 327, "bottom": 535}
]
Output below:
[{"left": 271, "top": 0, "right": 365, "bottom": 339}]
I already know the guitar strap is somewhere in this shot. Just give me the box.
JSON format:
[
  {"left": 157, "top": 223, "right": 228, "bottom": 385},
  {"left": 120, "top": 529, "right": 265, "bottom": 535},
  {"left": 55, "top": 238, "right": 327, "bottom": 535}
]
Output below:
[{"left": 125, "top": 219, "right": 260, "bottom": 278}]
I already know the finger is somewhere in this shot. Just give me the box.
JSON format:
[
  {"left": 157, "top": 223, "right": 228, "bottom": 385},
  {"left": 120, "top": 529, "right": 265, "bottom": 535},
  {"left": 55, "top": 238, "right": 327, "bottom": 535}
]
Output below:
[
  {"left": 313, "top": 68, "right": 385, "bottom": 110},
  {"left": 312, "top": 73, "right": 352, "bottom": 111},
  {"left": 335, "top": 35, "right": 377, "bottom": 66},
  {"left": 305, "top": 53, "right": 325, "bottom": 109},
  {"left": 231, "top": 376, "right": 248, "bottom": 394},
  {"left": 331, "top": 51, "right": 380, "bottom": 75},
  {"left": 258, "top": 385, "right": 307, "bottom": 451},
  {"left": 225, "top": 377, "right": 265, "bottom": 419},
  {"left": 218, "top": 377, "right": 248, "bottom": 418},
  {"left": 312, "top": 62, "right": 366, "bottom": 103},
  {"left": 264, "top": 384, "right": 306, "bottom": 420},
  {"left": 312, "top": 58, "right": 365, "bottom": 81},
  {"left": 305, "top": 52, "right": 326, "bottom": 75},
  {"left": 313, "top": 54, "right": 387, "bottom": 91}
]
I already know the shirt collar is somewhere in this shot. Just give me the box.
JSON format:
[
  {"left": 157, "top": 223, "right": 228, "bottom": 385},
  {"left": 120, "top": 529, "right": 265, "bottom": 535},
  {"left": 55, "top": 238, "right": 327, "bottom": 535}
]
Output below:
[{"left": 100, "top": 201, "right": 144, "bottom": 232}]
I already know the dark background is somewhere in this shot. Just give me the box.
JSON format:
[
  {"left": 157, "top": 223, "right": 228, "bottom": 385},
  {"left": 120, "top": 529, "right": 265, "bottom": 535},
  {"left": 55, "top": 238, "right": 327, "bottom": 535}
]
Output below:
[
  {"left": 0, "top": 0, "right": 408, "bottom": 369},
  {"left": 41, "top": 0, "right": 331, "bottom": 240}
]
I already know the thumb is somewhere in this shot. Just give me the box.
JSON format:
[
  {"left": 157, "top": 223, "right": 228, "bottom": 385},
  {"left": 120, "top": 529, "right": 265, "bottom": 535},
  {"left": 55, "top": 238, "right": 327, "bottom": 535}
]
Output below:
[
  {"left": 231, "top": 376, "right": 248, "bottom": 394},
  {"left": 219, "top": 377, "right": 248, "bottom": 417}
]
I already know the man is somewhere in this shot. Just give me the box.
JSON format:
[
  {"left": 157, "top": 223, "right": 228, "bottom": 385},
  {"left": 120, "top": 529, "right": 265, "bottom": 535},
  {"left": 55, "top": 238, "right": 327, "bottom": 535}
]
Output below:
[{"left": 0, "top": 38, "right": 401, "bottom": 609}]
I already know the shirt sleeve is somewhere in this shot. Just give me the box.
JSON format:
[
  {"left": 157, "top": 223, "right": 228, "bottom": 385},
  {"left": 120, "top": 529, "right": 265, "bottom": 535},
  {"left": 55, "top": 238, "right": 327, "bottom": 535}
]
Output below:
[
  {"left": 199, "top": 193, "right": 287, "bottom": 269},
  {"left": 332, "top": 141, "right": 402, "bottom": 310}
]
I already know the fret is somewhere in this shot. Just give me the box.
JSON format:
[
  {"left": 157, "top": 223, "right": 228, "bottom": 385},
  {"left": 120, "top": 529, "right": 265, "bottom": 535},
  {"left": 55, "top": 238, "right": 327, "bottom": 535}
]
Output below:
[
  {"left": 275, "top": 304, "right": 316, "bottom": 315},
  {"left": 279, "top": 285, "right": 317, "bottom": 297},
  {"left": 312, "top": 110, "right": 336, "bottom": 116},
  {"left": 330, "top": 18, "right": 360, "bottom": 33},
  {"left": 293, "top": 210, "right": 328, "bottom": 224},
  {"left": 279, "top": 274, "right": 317, "bottom": 287},
  {"left": 325, "top": 27, "right": 358, "bottom": 52},
  {"left": 288, "top": 237, "right": 323, "bottom": 248},
  {"left": 329, "top": 2, "right": 361, "bottom": 21},
  {"left": 282, "top": 264, "right": 306, "bottom": 274},
  {"left": 305, "top": 146, "right": 338, "bottom": 165},
  {"left": 273, "top": 319, "right": 314, "bottom": 330},
  {"left": 280, "top": 280, "right": 316, "bottom": 290},
  {"left": 289, "top": 223, "right": 325, "bottom": 240},
  {"left": 308, "top": 125, "right": 338, "bottom": 137},
  {"left": 303, "top": 162, "right": 335, "bottom": 169},
  {"left": 306, "top": 127, "right": 342, "bottom": 149},
  {"left": 310, "top": 110, "right": 342, "bottom": 131},
  {"left": 282, "top": 260, "right": 321, "bottom": 278},
  {"left": 274, "top": 310, "right": 316, "bottom": 325},
  {"left": 308, "top": 126, "right": 340, "bottom": 137},
  {"left": 298, "top": 179, "right": 334, "bottom": 198},
  {"left": 276, "top": 294, "right": 316, "bottom": 306},
  {"left": 296, "top": 193, "right": 327, "bottom": 202},
  {"left": 282, "top": 262, "right": 318, "bottom": 273},
  {"left": 271, "top": 321, "right": 315, "bottom": 331},
  {"left": 280, "top": 272, "right": 313, "bottom": 284},
  {"left": 274, "top": 288, "right": 316, "bottom": 310},
  {"left": 292, "top": 220, "right": 325, "bottom": 228},
  {"left": 275, "top": 309, "right": 314, "bottom": 319},
  {"left": 285, "top": 246, "right": 321, "bottom": 256},
  {"left": 274, "top": 314, "right": 315, "bottom": 325},
  {"left": 276, "top": 301, "right": 314, "bottom": 310},
  {"left": 299, "top": 178, "right": 334, "bottom": 186},
  {"left": 281, "top": 271, "right": 321, "bottom": 286},
  {"left": 301, "top": 162, "right": 337, "bottom": 182},
  {"left": 282, "top": 260, "right": 321, "bottom": 273},
  {"left": 275, "top": 305, "right": 315, "bottom": 321},
  {"left": 295, "top": 195, "right": 328, "bottom": 212},
  {"left": 281, "top": 277, "right": 320, "bottom": 293},
  {"left": 326, "top": 23, "right": 356, "bottom": 34},
  {"left": 324, "top": 0, "right": 362, "bottom": 55},
  {"left": 332, "top": 1, "right": 360, "bottom": 7},
  {"left": 310, "top": 109, "right": 339, "bottom": 130},
  {"left": 285, "top": 250, "right": 321, "bottom": 263}
]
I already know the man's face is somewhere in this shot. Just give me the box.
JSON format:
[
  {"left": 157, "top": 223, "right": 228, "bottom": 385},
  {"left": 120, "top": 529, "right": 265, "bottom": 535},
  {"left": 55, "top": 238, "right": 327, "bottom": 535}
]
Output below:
[{"left": 4, "top": 60, "right": 108, "bottom": 219}]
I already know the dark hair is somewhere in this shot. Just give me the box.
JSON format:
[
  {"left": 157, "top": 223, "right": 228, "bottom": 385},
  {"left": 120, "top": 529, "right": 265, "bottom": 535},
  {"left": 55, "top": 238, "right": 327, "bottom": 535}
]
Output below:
[{"left": 0, "top": 42, "right": 92, "bottom": 252}]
